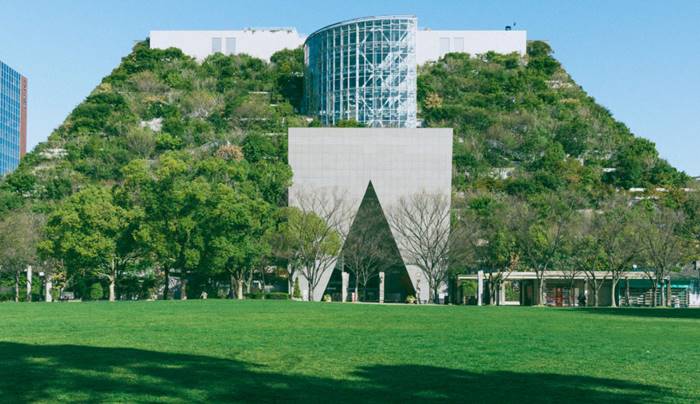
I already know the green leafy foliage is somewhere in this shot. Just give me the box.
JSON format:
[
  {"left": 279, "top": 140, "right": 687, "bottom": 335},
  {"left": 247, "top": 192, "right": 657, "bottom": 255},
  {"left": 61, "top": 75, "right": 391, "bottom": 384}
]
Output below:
[
  {"left": 419, "top": 42, "right": 689, "bottom": 203},
  {"left": 87, "top": 283, "right": 104, "bottom": 301}
]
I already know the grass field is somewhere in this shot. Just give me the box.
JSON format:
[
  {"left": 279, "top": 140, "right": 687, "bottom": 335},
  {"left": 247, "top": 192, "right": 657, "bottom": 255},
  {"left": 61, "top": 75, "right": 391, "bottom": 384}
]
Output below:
[{"left": 0, "top": 301, "right": 698, "bottom": 403}]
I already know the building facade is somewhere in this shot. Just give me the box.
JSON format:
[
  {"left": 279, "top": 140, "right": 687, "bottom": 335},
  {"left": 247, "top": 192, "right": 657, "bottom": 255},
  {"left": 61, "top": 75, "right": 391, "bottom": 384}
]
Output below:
[
  {"left": 416, "top": 29, "right": 526, "bottom": 65},
  {"left": 150, "top": 17, "right": 526, "bottom": 128},
  {"left": 150, "top": 29, "right": 305, "bottom": 62},
  {"left": 457, "top": 270, "right": 700, "bottom": 308},
  {"left": 303, "top": 16, "right": 418, "bottom": 128},
  {"left": 288, "top": 127, "right": 453, "bottom": 302},
  {"left": 0, "top": 60, "right": 27, "bottom": 176}
]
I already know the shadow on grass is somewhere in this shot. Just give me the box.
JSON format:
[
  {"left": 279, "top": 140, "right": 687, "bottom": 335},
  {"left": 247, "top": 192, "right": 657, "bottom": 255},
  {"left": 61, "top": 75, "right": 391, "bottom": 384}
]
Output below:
[
  {"left": 0, "top": 342, "right": 679, "bottom": 403},
  {"left": 580, "top": 307, "right": 700, "bottom": 320}
]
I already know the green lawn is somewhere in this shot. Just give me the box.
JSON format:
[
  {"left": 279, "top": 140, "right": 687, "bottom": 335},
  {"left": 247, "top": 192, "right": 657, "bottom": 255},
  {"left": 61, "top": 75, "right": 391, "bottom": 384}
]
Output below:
[{"left": 0, "top": 301, "right": 698, "bottom": 403}]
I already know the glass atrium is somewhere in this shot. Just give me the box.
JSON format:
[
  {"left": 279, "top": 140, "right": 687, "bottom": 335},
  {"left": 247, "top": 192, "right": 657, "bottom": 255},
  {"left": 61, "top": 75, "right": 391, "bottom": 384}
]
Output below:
[{"left": 303, "top": 16, "right": 418, "bottom": 128}]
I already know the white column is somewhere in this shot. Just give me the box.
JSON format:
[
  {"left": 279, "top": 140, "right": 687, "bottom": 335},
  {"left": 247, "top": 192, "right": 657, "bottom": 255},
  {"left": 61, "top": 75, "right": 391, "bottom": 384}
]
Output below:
[
  {"left": 26, "top": 265, "right": 32, "bottom": 302},
  {"left": 341, "top": 271, "right": 349, "bottom": 303},
  {"left": 477, "top": 270, "right": 484, "bottom": 306},
  {"left": 379, "top": 272, "right": 385, "bottom": 304}
]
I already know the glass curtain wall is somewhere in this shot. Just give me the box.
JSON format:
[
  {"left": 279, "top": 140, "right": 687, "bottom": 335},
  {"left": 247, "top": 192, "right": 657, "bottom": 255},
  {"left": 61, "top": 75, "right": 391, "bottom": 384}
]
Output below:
[
  {"left": 0, "top": 61, "right": 22, "bottom": 175},
  {"left": 304, "top": 16, "right": 417, "bottom": 128}
]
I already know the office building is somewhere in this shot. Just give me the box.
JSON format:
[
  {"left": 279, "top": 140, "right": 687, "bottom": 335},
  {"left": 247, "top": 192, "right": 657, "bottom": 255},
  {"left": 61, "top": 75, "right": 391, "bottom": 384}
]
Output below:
[{"left": 0, "top": 60, "right": 27, "bottom": 176}]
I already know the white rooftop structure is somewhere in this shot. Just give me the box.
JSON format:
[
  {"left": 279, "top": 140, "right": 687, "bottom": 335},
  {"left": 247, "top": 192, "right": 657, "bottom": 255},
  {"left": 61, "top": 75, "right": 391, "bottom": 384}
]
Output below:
[
  {"left": 149, "top": 29, "right": 306, "bottom": 62},
  {"left": 416, "top": 29, "right": 527, "bottom": 64},
  {"left": 149, "top": 21, "right": 526, "bottom": 64}
]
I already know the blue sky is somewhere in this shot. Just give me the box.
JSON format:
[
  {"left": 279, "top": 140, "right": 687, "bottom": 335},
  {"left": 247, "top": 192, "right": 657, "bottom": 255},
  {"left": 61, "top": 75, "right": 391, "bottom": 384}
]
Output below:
[{"left": 2, "top": 0, "right": 699, "bottom": 173}]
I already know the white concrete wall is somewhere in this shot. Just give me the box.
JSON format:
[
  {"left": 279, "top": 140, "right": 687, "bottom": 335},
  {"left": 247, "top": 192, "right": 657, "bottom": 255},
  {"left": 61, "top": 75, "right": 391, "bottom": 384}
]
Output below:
[
  {"left": 151, "top": 28, "right": 526, "bottom": 64},
  {"left": 416, "top": 30, "right": 527, "bottom": 64},
  {"left": 288, "top": 128, "right": 453, "bottom": 302},
  {"left": 150, "top": 29, "right": 305, "bottom": 62}
]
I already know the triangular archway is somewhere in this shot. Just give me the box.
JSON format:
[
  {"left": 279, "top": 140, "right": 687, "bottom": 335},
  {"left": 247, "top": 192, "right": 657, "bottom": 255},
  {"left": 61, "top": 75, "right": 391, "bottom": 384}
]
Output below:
[{"left": 324, "top": 181, "right": 415, "bottom": 302}]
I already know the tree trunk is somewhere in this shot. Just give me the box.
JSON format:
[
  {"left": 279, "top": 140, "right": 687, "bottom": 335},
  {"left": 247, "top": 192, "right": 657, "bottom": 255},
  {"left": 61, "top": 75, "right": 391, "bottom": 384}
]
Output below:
[
  {"left": 594, "top": 284, "right": 600, "bottom": 307},
  {"left": 108, "top": 276, "right": 116, "bottom": 302},
  {"left": 308, "top": 269, "right": 317, "bottom": 301},
  {"left": 496, "top": 282, "right": 501, "bottom": 306},
  {"left": 163, "top": 268, "right": 170, "bottom": 300},
  {"left": 354, "top": 277, "right": 359, "bottom": 303},
  {"left": 26, "top": 265, "right": 32, "bottom": 302},
  {"left": 569, "top": 279, "right": 576, "bottom": 307},
  {"left": 666, "top": 278, "right": 672, "bottom": 307},
  {"left": 236, "top": 278, "right": 244, "bottom": 300},
  {"left": 109, "top": 259, "right": 116, "bottom": 302},
  {"left": 180, "top": 277, "right": 188, "bottom": 300},
  {"left": 610, "top": 279, "right": 618, "bottom": 308},
  {"left": 14, "top": 269, "right": 20, "bottom": 303},
  {"left": 230, "top": 275, "right": 237, "bottom": 299},
  {"left": 45, "top": 278, "right": 53, "bottom": 303},
  {"left": 538, "top": 276, "right": 545, "bottom": 306},
  {"left": 246, "top": 269, "right": 254, "bottom": 294}
]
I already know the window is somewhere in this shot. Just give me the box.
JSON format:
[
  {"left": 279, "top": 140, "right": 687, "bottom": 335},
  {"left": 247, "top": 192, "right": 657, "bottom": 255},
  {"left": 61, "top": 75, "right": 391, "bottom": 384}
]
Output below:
[
  {"left": 225, "top": 37, "right": 236, "bottom": 55},
  {"left": 439, "top": 37, "right": 450, "bottom": 53},
  {"left": 211, "top": 37, "right": 222, "bottom": 53},
  {"left": 453, "top": 37, "right": 464, "bottom": 52}
]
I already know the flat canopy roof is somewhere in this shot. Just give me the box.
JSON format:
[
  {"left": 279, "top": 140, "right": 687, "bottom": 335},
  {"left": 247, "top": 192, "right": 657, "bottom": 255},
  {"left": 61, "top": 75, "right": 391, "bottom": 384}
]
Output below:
[
  {"left": 458, "top": 271, "right": 656, "bottom": 281},
  {"left": 306, "top": 15, "right": 417, "bottom": 42}
]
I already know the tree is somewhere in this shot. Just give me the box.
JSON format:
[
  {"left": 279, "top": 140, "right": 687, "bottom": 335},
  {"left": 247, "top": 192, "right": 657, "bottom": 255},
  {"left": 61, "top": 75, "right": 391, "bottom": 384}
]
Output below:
[
  {"left": 567, "top": 219, "right": 608, "bottom": 307},
  {"left": 202, "top": 183, "right": 272, "bottom": 299},
  {"left": 270, "top": 47, "right": 304, "bottom": 110},
  {"left": 285, "top": 189, "right": 349, "bottom": 301},
  {"left": 123, "top": 126, "right": 156, "bottom": 158},
  {"left": 463, "top": 194, "right": 522, "bottom": 305},
  {"left": 119, "top": 155, "right": 205, "bottom": 300},
  {"left": 41, "top": 186, "right": 138, "bottom": 302},
  {"left": 594, "top": 202, "right": 643, "bottom": 307},
  {"left": 388, "top": 192, "right": 452, "bottom": 304},
  {"left": 282, "top": 207, "right": 341, "bottom": 301},
  {"left": 270, "top": 208, "right": 305, "bottom": 297},
  {"left": 515, "top": 194, "right": 575, "bottom": 306},
  {"left": 638, "top": 206, "right": 696, "bottom": 307},
  {"left": 292, "top": 277, "right": 301, "bottom": 299},
  {"left": 0, "top": 209, "right": 43, "bottom": 302}
]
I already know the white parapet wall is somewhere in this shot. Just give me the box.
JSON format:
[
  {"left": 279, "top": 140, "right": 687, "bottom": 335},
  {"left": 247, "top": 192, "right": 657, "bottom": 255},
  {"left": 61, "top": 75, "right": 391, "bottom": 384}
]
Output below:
[
  {"left": 150, "top": 27, "right": 526, "bottom": 65},
  {"left": 149, "top": 29, "right": 305, "bottom": 62},
  {"left": 416, "top": 30, "right": 527, "bottom": 64},
  {"left": 288, "top": 128, "right": 453, "bottom": 302}
]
